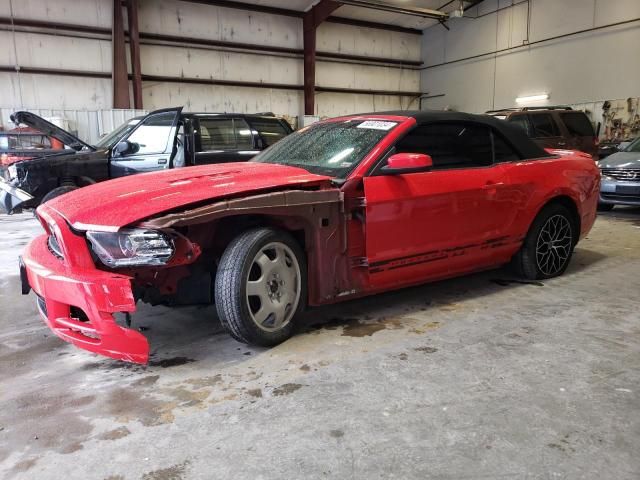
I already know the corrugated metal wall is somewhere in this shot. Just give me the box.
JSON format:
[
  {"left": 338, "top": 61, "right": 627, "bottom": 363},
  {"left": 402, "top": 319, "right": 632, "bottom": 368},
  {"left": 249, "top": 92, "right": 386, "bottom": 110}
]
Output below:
[{"left": 0, "top": 108, "right": 147, "bottom": 144}]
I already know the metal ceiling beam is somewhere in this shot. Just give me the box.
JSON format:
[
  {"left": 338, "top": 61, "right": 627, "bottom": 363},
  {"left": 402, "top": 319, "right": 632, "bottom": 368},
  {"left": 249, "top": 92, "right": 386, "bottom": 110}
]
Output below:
[
  {"left": 183, "top": 0, "right": 423, "bottom": 34},
  {"left": 337, "top": 0, "right": 447, "bottom": 20}
]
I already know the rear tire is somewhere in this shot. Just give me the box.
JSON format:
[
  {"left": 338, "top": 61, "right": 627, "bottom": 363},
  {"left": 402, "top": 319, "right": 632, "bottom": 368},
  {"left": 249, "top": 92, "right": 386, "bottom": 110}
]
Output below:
[
  {"left": 41, "top": 185, "right": 78, "bottom": 204},
  {"left": 511, "top": 203, "right": 576, "bottom": 280},
  {"left": 214, "top": 227, "right": 306, "bottom": 347}
]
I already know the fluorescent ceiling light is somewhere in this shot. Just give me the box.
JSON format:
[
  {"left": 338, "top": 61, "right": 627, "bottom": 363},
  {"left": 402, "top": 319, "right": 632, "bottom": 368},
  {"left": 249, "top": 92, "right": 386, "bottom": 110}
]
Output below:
[{"left": 515, "top": 94, "right": 549, "bottom": 104}]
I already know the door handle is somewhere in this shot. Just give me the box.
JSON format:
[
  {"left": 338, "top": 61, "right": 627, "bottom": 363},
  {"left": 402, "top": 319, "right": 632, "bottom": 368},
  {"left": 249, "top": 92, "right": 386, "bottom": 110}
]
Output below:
[
  {"left": 158, "top": 158, "right": 167, "bottom": 165},
  {"left": 483, "top": 181, "right": 504, "bottom": 189}
]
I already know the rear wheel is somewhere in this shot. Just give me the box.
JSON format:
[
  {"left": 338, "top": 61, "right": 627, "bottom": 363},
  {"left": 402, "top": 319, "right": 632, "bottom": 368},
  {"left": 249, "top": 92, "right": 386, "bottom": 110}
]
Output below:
[
  {"left": 215, "top": 228, "right": 306, "bottom": 346},
  {"left": 512, "top": 203, "right": 576, "bottom": 280},
  {"left": 41, "top": 185, "right": 78, "bottom": 204}
]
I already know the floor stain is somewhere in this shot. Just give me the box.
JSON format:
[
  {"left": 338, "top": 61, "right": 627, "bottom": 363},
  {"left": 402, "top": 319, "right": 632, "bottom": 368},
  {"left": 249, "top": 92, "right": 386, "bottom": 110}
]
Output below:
[
  {"left": 209, "top": 393, "right": 239, "bottom": 404},
  {"left": 132, "top": 375, "right": 160, "bottom": 387},
  {"left": 98, "top": 426, "right": 131, "bottom": 441},
  {"left": 272, "top": 383, "right": 303, "bottom": 396},
  {"left": 12, "top": 457, "right": 38, "bottom": 472},
  {"left": 414, "top": 346, "right": 438, "bottom": 354},
  {"left": 342, "top": 320, "right": 387, "bottom": 337},
  {"left": 80, "top": 361, "right": 147, "bottom": 373},
  {"left": 106, "top": 388, "right": 174, "bottom": 426},
  {"left": 329, "top": 429, "right": 344, "bottom": 438},
  {"left": 161, "top": 387, "right": 210, "bottom": 409},
  {"left": 59, "top": 441, "right": 84, "bottom": 454},
  {"left": 247, "top": 388, "right": 263, "bottom": 398},
  {"left": 299, "top": 364, "right": 310, "bottom": 372},
  {"left": 149, "top": 357, "right": 195, "bottom": 368},
  {"left": 183, "top": 374, "right": 223, "bottom": 389},
  {"left": 142, "top": 460, "right": 190, "bottom": 480},
  {"left": 308, "top": 315, "right": 409, "bottom": 338},
  {"left": 397, "top": 353, "right": 409, "bottom": 360},
  {"left": 409, "top": 321, "right": 441, "bottom": 334}
]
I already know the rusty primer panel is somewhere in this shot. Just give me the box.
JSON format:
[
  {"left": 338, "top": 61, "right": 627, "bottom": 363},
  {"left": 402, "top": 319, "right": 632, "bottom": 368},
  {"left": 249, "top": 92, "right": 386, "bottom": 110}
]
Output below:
[{"left": 142, "top": 189, "right": 343, "bottom": 228}]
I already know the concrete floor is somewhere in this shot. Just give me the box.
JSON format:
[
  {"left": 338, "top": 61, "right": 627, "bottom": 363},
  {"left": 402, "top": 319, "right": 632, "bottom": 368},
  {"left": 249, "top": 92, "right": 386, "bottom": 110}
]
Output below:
[{"left": 0, "top": 210, "right": 639, "bottom": 480}]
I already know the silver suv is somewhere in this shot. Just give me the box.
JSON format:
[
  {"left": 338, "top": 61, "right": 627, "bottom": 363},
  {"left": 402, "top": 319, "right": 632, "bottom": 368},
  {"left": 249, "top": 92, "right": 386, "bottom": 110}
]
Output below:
[{"left": 598, "top": 136, "right": 640, "bottom": 210}]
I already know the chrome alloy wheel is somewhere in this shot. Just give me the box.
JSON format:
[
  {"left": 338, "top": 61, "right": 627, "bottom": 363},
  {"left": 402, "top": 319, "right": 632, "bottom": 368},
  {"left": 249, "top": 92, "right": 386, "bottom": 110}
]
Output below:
[
  {"left": 535, "top": 214, "right": 573, "bottom": 276},
  {"left": 245, "top": 242, "right": 301, "bottom": 332}
]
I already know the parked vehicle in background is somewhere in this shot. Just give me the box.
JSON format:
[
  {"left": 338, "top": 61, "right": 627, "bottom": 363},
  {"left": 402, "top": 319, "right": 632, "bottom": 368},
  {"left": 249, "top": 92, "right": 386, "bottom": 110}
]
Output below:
[
  {"left": 0, "top": 126, "right": 64, "bottom": 167},
  {"left": 486, "top": 106, "right": 599, "bottom": 159},
  {"left": 599, "top": 138, "right": 635, "bottom": 159},
  {"left": 21, "top": 111, "right": 600, "bottom": 363},
  {"left": 0, "top": 107, "right": 292, "bottom": 214},
  {"left": 597, "top": 136, "right": 640, "bottom": 210}
]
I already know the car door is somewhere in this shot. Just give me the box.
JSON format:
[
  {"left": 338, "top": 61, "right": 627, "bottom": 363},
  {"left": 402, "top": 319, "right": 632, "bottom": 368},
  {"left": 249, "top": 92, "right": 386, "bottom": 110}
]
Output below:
[
  {"left": 110, "top": 107, "right": 182, "bottom": 178},
  {"left": 363, "top": 122, "right": 515, "bottom": 288},
  {"left": 193, "top": 117, "right": 259, "bottom": 165}
]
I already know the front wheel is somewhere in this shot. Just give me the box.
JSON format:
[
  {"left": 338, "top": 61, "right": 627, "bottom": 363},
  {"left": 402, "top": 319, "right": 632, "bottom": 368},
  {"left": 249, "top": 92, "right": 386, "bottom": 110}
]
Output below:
[
  {"left": 41, "top": 185, "right": 78, "bottom": 204},
  {"left": 214, "top": 228, "right": 306, "bottom": 346},
  {"left": 511, "top": 204, "right": 576, "bottom": 280}
]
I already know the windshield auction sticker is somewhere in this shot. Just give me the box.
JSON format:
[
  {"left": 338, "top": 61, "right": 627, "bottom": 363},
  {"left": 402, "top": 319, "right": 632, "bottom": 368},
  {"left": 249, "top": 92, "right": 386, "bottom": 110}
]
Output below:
[{"left": 357, "top": 121, "right": 397, "bottom": 130}]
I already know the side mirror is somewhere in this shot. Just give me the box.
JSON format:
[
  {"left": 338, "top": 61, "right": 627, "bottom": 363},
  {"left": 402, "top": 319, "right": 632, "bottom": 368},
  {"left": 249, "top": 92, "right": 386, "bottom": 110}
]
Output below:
[
  {"left": 382, "top": 153, "right": 433, "bottom": 174},
  {"left": 114, "top": 140, "right": 133, "bottom": 156}
]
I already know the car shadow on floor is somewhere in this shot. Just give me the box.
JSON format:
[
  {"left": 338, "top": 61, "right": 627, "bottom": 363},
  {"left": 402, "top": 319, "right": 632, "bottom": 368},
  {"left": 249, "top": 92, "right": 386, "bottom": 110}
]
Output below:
[{"left": 126, "top": 245, "right": 607, "bottom": 369}]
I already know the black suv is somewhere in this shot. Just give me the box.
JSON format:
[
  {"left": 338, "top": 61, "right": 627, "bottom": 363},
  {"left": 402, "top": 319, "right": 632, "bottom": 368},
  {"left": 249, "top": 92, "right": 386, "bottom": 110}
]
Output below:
[
  {"left": 486, "top": 106, "right": 598, "bottom": 160},
  {"left": 0, "top": 107, "right": 292, "bottom": 213}
]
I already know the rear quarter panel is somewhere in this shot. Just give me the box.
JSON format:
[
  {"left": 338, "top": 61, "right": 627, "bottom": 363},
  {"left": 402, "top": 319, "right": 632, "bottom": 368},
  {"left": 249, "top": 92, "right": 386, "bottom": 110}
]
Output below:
[{"left": 506, "top": 152, "right": 600, "bottom": 241}]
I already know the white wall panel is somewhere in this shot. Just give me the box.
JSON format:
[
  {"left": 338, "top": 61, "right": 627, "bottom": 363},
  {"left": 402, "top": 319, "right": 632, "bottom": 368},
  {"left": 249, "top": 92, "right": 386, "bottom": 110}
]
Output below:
[
  {"left": 317, "top": 22, "right": 421, "bottom": 61},
  {"left": 138, "top": 0, "right": 301, "bottom": 49},
  {"left": 529, "top": 0, "right": 595, "bottom": 41},
  {"left": 421, "top": 0, "right": 640, "bottom": 113},
  {"left": 595, "top": 0, "right": 640, "bottom": 25},
  {"left": 141, "top": 82, "right": 303, "bottom": 118},
  {"left": 0, "top": 73, "right": 112, "bottom": 110},
  {"left": 0, "top": 31, "right": 111, "bottom": 72},
  {"left": 317, "top": 62, "right": 419, "bottom": 92},
  {"left": 139, "top": 45, "right": 301, "bottom": 85},
  {"left": 315, "top": 92, "right": 418, "bottom": 118},
  {"left": 0, "top": 0, "right": 112, "bottom": 28}
]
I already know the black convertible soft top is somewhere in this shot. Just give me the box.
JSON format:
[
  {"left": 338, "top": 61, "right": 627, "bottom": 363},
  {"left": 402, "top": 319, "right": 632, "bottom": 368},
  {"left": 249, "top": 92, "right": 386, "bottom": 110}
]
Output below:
[{"left": 369, "top": 110, "right": 549, "bottom": 160}]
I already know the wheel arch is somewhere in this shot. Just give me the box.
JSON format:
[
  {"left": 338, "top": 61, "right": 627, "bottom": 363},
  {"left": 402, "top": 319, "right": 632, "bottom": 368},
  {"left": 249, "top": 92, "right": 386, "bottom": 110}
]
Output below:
[
  {"left": 534, "top": 194, "right": 581, "bottom": 244},
  {"left": 536, "top": 194, "right": 582, "bottom": 242}
]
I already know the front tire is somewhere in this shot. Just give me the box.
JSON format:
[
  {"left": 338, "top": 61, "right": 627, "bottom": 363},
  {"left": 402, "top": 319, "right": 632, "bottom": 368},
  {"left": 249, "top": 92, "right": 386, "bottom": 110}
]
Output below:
[
  {"left": 41, "top": 185, "right": 78, "bottom": 204},
  {"left": 215, "top": 228, "right": 306, "bottom": 347},
  {"left": 512, "top": 203, "right": 576, "bottom": 280}
]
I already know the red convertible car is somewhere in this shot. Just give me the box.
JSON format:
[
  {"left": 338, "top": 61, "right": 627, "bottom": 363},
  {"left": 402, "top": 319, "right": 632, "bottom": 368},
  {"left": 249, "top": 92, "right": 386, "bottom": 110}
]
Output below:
[{"left": 21, "top": 111, "right": 600, "bottom": 363}]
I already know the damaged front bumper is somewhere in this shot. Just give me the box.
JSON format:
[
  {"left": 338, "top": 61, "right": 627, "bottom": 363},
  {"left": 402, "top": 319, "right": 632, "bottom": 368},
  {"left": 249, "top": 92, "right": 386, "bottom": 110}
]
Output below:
[
  {"left": 0, "top": 177, "right": 33, "bottom": 214},
  {"left": 22, "top": 208, "right": 150, "bottom": 363}
]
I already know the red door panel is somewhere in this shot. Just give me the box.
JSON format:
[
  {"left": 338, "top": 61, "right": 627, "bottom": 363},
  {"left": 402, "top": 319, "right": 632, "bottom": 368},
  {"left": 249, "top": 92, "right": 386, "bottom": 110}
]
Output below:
[{"left": 363, "top": 164, "right": 514, "bottom": 288}]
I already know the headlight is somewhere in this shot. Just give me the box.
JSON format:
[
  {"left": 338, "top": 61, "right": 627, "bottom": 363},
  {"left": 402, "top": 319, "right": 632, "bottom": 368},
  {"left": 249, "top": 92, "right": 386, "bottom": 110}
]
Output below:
[
  {"left": 86, "top": 229, "right": 174, "bottom": 268},
  {"left": 8, "top": 165, "right": 17, "bottom": 180}
]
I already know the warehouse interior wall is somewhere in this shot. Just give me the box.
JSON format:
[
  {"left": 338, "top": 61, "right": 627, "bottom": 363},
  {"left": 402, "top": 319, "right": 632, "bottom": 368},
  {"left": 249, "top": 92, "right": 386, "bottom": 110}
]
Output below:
[
  {"left": 420, "top": 0, "right": 640, "bottom": 113},
  {"left": 0, "top": 0, "right": 422, "bottom": 122}
]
